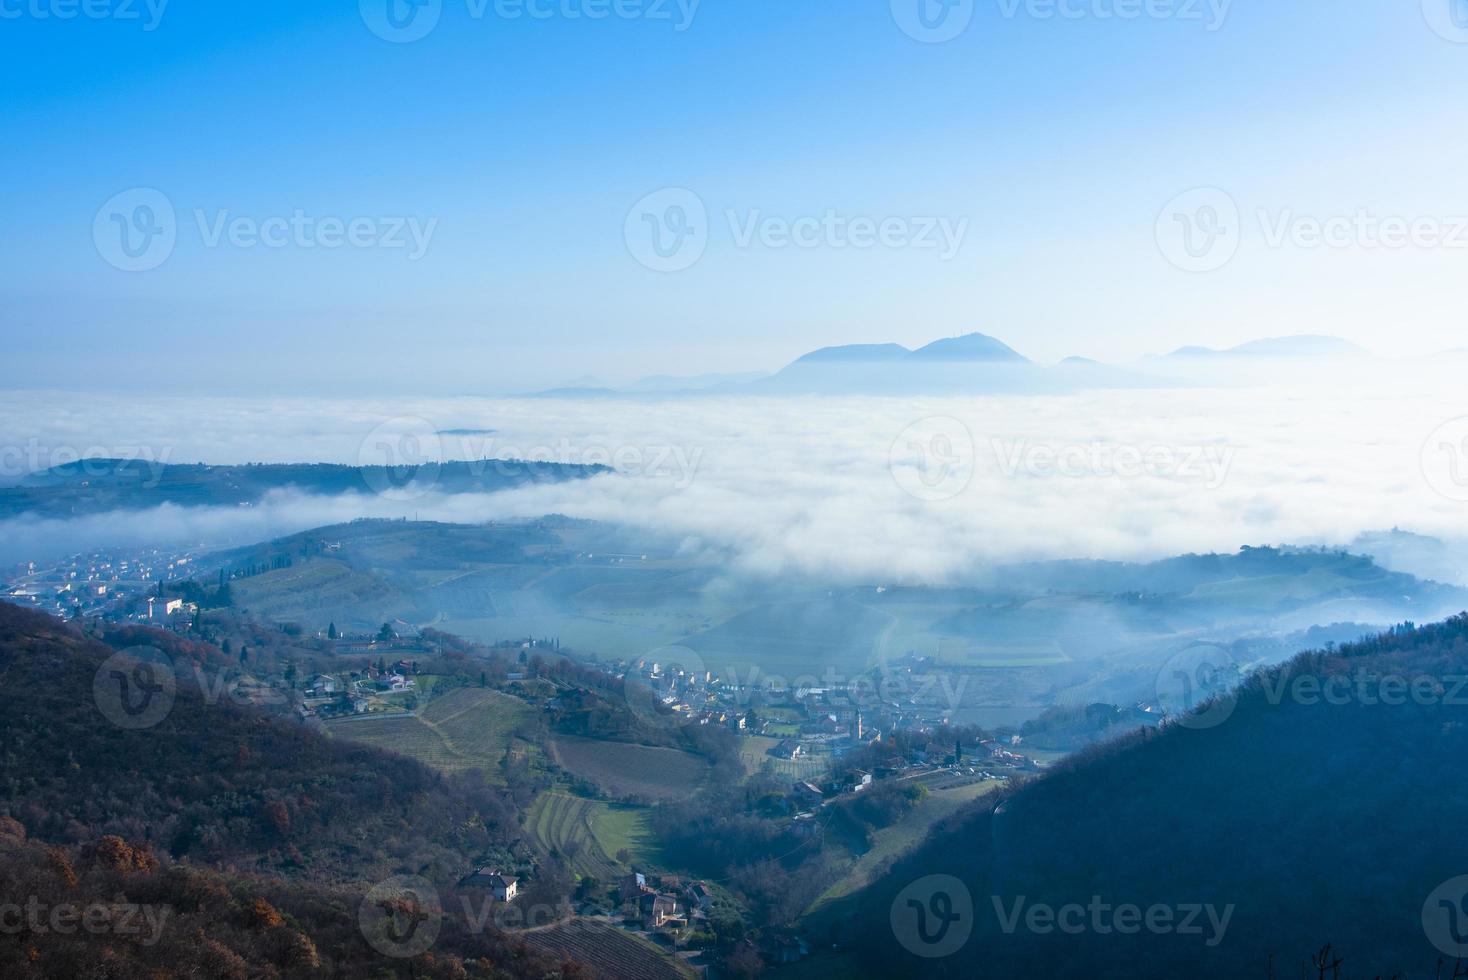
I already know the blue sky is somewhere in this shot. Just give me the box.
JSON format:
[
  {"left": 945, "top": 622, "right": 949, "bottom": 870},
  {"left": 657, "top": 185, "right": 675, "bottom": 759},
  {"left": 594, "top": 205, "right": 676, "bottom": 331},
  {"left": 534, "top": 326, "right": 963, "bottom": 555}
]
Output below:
[{"left": 3, "top": 0, "right": 1467, "bottom": 392}]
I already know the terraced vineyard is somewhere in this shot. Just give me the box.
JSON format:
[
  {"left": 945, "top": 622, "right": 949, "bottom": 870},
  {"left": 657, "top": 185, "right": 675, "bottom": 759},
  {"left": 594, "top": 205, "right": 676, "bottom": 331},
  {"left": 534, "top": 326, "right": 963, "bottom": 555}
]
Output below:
[
  {"left": 521, "top": 918, "right": 696, "bottom": 980},
  {"left": 325, "top": 687, "right": 536, "bottom": 779},
  {"left": 530, "top": 793, "right": 617, "bottom": 881}
]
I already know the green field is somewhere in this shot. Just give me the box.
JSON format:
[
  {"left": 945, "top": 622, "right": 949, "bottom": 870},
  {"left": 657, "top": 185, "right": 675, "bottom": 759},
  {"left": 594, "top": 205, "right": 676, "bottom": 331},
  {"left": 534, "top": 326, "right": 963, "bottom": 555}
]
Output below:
[
  {"left": 528, "top": 792, "right": 661, "bottom": 881},
  {"left": 550, "top": 736, "right": 711, "bottom": 801},
  {"left": 805, "top": 778, "right": 1002, "bottom": 918},
  {"left": 324, "top": 687, "right": 536, "bottom": 779}
]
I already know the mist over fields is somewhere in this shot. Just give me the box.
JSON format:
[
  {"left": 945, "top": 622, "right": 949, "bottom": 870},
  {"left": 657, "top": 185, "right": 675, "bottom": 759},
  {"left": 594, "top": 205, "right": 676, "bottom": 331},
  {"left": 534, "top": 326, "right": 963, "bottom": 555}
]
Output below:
[{"left": 3, "top": 365, "right": 1467, "bottom": 581}]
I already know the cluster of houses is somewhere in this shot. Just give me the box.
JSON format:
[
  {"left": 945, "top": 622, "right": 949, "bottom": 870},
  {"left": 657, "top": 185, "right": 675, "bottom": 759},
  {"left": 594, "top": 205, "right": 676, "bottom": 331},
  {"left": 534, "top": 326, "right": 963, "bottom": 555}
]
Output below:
[
  {"left": 617, "top": 872, "right": 714, "bottom": 931},
  {"left": 5, "top": 548, "right": 198, "bottom": 621},
  {"left": 304, "top": 661, "right": 420, "bottom": 717}
]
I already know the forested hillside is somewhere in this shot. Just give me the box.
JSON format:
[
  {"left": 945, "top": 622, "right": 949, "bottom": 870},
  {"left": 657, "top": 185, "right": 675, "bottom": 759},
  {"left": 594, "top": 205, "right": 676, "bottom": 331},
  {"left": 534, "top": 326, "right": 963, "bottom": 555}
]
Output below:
[
  {"left": 0, "top": 602, "right": 585, "bottom": 978},
  {"left": 846, "top": 615, "right": 1468, "bottom": 978}
]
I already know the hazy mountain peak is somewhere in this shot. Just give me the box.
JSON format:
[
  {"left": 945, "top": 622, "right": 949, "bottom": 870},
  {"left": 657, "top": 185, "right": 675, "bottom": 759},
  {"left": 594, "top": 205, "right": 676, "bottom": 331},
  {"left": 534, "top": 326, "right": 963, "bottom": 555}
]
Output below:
[{"left": 909, "top": 332, "right": 1030, "bottom": 363}]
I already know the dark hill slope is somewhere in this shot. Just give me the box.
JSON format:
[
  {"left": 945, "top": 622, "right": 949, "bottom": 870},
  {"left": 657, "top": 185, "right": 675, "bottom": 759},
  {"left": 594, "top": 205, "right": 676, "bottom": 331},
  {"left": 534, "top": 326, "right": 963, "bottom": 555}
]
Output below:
[
  {"left": 846, "top": 615, "right": 1468, "bottom": 979},
  {"left": 0, "top": 602, "right": 583, "bottom": 978},
  {"left": 0, "top": 601, "right": 521, "bottom": 883}
]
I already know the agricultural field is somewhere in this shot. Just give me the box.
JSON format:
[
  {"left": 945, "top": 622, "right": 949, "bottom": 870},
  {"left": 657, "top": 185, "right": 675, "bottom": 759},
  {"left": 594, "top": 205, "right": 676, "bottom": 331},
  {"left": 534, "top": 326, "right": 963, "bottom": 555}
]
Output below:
[
  {"left": 740, "top": 735, "right": 832, "bottom": 782},
  {"left": 805, "top": 778, "right": 1003, "bottom": 918},
  {"left": 324, "top": 687, "right": 536, "bottom": 779},
  {"left": 528, "top": 792, "right": 661, "bottom": 882},
  {"left": 521, "top": 918, "right": 697, "bottom": 980},
  {"left": 550, "top": 736, "right": 711, "bottom": 801}
]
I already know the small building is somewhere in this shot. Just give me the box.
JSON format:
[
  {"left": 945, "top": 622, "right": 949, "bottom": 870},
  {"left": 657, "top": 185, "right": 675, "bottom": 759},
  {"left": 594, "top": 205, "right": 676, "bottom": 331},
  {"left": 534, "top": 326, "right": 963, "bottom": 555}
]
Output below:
[
  {"left": 147, "top": 596, "right": 183, "bottom": 621},
  {"left": 639, "top": 892, "right": 680, "bottom": 929},
  {"left": 793, "top": 781, "right": 824, "bottom": 804},
  {"left": 619, "top": 872, "right": 652, "bottom": 904},
  {"left": 685, "top": 882, "right": 714, "bottom": 911},
  {"left": 461, "top": 868, "right": 518, "bottom": 902},
  {"left": 771, "top": 739, "right": 803, "bottom": 761}
]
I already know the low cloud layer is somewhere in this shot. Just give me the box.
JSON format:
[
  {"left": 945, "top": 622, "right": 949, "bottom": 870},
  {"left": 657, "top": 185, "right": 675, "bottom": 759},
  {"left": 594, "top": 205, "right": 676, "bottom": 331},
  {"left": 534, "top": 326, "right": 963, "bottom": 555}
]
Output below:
[{"left": 2, "top": 370, "right": 1466, "bottom": 583}]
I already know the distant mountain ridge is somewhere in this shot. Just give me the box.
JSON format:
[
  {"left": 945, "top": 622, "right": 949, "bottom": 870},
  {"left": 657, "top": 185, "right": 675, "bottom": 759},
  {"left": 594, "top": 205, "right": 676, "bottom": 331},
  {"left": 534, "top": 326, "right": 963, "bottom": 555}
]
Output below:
[
  {"left": 526, "top": 331, "right": 1376, "bottom": 398},
  {"left": 1165, "top": 334, "right": 1366, "bottom": 359}
]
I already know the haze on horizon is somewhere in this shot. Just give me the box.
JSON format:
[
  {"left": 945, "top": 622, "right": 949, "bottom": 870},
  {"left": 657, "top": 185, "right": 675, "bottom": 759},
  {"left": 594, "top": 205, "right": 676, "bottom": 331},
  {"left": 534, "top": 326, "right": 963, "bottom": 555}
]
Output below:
[{"left": 5, "top": 1, "right": 1468, "bottom": 392}]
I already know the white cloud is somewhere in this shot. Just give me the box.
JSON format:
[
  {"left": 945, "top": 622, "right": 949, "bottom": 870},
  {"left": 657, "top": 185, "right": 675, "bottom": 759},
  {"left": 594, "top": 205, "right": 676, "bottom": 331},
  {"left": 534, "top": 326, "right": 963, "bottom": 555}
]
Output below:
[{"left": 1, "top": 370, "right": 1465, "bottom": 582}]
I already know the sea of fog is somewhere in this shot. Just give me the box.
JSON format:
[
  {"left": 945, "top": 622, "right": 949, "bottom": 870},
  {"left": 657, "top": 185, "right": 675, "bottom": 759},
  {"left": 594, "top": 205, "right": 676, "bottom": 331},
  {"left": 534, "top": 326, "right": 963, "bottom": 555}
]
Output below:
[{"left": 2, "top": 371, "right": 1467, "bottom": 581}]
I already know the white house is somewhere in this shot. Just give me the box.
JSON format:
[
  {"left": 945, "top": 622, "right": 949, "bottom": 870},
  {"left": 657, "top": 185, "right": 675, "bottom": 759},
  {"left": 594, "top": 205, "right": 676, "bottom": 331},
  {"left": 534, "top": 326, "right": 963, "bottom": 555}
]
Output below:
[{"left": 462, "top": 868, "right": 518, "bottom": 902}]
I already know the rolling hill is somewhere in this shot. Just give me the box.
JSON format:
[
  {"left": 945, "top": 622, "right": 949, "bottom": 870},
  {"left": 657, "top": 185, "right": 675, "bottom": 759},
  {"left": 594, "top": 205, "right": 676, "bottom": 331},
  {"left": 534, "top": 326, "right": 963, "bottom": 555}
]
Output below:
[{"left": 0, "top": 457, "right": 608, "bottom": 519}]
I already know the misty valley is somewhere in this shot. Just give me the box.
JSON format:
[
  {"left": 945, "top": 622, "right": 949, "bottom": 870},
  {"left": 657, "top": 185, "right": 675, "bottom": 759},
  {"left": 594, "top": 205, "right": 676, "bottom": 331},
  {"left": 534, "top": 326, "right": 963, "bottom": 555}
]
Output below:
[{"left": 9, "top": 5, "right": 1468, "bottom": 975}]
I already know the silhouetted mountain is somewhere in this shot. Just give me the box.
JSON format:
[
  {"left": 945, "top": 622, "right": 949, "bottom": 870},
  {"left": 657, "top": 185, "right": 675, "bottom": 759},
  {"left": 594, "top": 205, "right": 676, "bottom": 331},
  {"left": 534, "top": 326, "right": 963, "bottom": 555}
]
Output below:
[
  {"left": 1165, "top": 334, "right": 1366, "bottom": 359},
  {"left": 791, "top": 343, "right": 914, "bottom": 365},
  {"left": 754, "top": 333, "right": 1159, "bottom": 395},
  {"left": 909, "top": 334, "right": 1030, "bottom": 363}
]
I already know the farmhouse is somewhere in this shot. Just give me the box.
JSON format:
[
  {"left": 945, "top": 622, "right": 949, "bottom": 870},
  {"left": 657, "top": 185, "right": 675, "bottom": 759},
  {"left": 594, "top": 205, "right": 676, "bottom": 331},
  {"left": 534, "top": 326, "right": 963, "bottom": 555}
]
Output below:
[
  {"left": 639, "top": 892, "right": 681, "bottom": 929},
  {"left": 461, "top": 868, "right": 519, "bottom": 902},
  {"left": 770, "top": 739, "right": 804, "bottom": 760}
]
